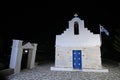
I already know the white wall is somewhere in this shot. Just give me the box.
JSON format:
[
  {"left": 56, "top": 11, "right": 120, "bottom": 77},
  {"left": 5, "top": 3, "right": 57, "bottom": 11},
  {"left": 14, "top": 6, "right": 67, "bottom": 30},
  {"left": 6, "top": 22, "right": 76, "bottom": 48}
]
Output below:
[
  {"left": 54, "top": 15, "right": 102, "bottom": 69},
  {"left": 56, "top": 16, "right": 101, "bottom": 47},
  {"left": 55, "top": 46, "right": 102, "bottom": 69}
]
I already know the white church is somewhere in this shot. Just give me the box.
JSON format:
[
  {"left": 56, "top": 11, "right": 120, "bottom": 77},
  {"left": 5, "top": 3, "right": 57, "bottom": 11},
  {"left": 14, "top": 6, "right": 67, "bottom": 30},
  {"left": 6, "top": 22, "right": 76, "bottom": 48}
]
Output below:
[{"left": 51, "top": 14, "right": 108, "bottom": 72}]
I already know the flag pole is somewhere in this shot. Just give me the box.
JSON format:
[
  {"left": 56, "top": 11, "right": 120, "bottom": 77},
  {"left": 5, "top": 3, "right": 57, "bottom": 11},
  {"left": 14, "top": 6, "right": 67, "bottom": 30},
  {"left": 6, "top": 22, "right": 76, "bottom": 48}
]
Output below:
[
  {"left": 99, "top": 25, "right": 102, "bottom": 45},
  {"left": 99, "top": 24, "right": 109, "bottom": 45},
  {"left": 99, "top": 25, "right": 103, "bottom": 57}
]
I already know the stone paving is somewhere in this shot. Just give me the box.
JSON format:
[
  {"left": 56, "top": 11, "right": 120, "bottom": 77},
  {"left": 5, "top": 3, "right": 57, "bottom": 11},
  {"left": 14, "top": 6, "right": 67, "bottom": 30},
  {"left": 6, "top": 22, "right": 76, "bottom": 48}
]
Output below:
[{"left": 8, "top": 59, "right": 120, "bottom": 80}]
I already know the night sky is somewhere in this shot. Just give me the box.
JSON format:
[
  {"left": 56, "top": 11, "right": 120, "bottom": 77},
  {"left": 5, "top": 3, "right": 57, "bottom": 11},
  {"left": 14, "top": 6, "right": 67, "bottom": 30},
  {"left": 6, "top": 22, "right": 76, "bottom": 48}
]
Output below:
[{"left": 1, "top": 1, "right": 120, "bottom": 61}]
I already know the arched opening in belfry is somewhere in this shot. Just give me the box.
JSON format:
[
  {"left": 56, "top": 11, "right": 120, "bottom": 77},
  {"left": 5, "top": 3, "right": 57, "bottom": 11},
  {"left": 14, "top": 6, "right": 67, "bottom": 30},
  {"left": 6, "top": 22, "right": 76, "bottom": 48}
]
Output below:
[{"left": 74, "top": 21, "right": 79, "bottom": 35}]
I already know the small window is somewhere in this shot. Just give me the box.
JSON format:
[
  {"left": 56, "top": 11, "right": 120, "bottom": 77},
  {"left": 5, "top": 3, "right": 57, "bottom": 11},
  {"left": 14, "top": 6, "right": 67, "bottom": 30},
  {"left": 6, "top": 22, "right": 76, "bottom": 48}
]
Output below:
[{"left": 74, "top": 22, "right": 79, "bottom": 35}]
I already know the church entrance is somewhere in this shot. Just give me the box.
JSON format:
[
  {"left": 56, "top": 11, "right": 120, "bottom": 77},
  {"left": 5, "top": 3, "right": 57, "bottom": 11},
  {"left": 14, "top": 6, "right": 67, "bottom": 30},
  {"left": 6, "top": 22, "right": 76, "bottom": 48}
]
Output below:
[{"left": 73, "top": 50, "right": 82, "bottom": 69}]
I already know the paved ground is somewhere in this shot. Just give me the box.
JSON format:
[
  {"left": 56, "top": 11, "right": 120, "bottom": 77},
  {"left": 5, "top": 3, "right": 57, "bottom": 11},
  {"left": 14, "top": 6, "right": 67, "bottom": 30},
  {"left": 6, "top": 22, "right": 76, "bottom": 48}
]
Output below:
[{"left": 8, "top": 59, "right": 120, "bottom": 80}]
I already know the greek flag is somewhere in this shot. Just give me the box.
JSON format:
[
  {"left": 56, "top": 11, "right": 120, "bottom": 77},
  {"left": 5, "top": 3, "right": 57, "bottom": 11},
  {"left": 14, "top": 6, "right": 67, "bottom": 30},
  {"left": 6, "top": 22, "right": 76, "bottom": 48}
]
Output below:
[{"left": 100, "top": 25, "right": 109, "bottom": 36}]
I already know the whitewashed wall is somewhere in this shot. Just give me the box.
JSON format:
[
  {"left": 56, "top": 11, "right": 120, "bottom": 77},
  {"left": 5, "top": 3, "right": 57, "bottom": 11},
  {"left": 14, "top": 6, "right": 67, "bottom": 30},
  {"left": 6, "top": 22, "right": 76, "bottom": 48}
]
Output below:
[
  {"left": 56, "top": 17, "right": 101, "bottom": 47},
  {"left": 55, "top": 46, "right": 102, "bottom": 69},
  {"left": 54, "top": 15, "right": 102, "bottom": 69}
]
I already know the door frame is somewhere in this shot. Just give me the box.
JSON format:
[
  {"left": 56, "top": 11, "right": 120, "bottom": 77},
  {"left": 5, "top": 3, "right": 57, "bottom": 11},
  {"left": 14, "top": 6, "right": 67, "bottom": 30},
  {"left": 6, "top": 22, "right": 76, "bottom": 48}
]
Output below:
[{"left": 73, "top": 50, "right": 82, "bottom": 69}]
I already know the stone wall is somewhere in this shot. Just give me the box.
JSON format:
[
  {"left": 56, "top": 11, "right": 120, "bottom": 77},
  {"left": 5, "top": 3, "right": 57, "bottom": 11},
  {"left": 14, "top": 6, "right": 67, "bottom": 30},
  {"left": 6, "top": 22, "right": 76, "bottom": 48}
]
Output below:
[{"left": 55, "top": 46, "right": 102, "bottom": 69}]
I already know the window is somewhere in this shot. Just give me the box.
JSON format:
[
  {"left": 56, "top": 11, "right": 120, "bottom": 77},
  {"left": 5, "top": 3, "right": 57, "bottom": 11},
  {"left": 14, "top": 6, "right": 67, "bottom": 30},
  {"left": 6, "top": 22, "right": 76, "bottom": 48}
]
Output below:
[{"left": 74, "top": 22, "right": 79, "bottom": 35}]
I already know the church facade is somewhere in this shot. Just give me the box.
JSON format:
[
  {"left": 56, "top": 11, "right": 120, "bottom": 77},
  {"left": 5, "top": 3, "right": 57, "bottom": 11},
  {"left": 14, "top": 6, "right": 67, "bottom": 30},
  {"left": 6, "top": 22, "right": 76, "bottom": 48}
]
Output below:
[{"left": 51, "top": 14, "right": 108, "bottom": 72}]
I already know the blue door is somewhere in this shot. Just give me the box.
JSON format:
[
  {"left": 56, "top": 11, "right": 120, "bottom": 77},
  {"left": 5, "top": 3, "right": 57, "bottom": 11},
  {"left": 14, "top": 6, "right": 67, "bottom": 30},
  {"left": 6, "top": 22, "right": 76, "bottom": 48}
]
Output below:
[{"left": 73, "top": 50, "right": 82, "bottom": 69}]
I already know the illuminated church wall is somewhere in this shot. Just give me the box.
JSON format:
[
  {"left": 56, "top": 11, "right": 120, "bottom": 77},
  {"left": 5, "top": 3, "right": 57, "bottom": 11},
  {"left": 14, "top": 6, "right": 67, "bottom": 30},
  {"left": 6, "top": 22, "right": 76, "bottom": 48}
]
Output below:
[{"left": 54, "top": 14, "right": 102, "bottom": 69}]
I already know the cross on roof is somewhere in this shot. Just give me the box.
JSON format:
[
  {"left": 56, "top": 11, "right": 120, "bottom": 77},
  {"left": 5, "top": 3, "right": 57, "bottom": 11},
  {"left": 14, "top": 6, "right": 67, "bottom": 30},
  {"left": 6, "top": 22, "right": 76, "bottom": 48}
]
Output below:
[{"left": 74, "top": 13, "right": 78, "bottom": 17}]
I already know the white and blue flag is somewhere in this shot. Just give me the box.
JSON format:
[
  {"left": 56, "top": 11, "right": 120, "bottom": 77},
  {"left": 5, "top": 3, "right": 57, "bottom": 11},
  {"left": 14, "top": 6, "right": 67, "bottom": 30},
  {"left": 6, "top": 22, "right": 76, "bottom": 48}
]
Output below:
[{"left": 100, "top": 25, "right": 109, "bottom": 36}]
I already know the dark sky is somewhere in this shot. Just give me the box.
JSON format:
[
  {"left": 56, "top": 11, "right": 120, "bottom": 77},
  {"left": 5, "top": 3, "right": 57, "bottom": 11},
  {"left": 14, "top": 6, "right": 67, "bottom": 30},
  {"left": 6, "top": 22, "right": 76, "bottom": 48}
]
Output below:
[
  {"left": 6, "top": 1, "right": 120, "bottom": 35},
  {"left": 1, "top": 1, "right": 120, "bottom": 54}
]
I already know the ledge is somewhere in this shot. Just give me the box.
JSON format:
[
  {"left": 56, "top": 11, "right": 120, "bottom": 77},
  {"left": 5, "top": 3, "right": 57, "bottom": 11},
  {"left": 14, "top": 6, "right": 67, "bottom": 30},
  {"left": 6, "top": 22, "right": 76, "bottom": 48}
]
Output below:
[{"left": 51, "top": 67, "right": 109, "bottom": 72}]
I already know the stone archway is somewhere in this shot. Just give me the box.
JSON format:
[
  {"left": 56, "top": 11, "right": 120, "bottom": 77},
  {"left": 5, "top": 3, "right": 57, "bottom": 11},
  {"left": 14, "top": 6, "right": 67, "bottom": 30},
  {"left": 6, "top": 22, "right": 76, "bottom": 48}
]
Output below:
[{"left": 9, "top": 39, "right": 38, "bottom": 74}]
